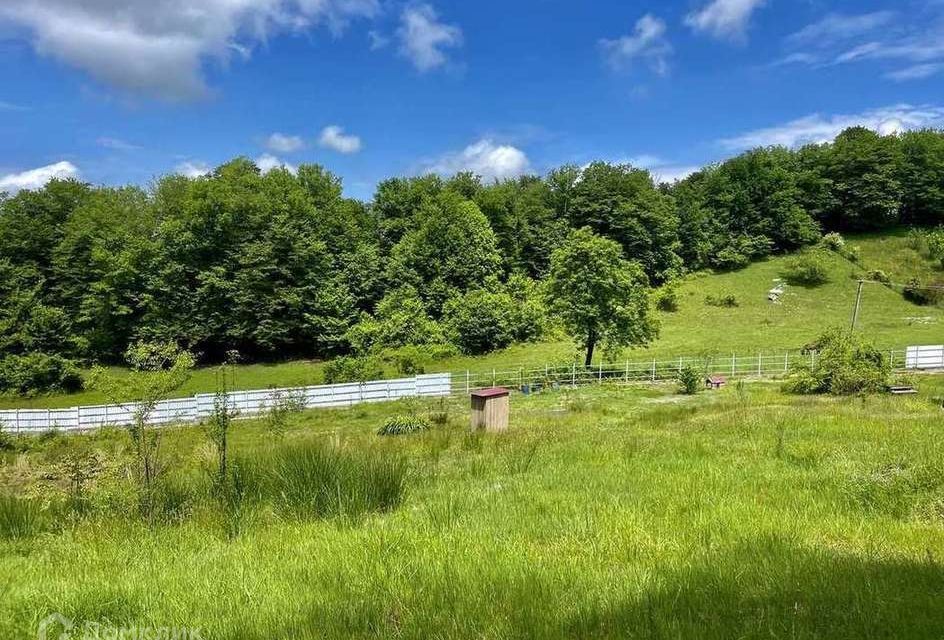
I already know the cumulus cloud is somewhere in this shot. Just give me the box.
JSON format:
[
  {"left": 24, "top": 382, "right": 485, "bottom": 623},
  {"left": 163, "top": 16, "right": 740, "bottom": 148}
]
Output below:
[
  {"left": 397, "top": 4, "right": 462, "bottom": 71},
  {"left": 721, "top": 104, "right": 944, "bottom": 150},
  {"left": 685, "top": 0, "right": 766, "bottom": 41},
  {"left": 427, "top": 139, "right": 530, "bottom": 181},
  {"left": 600, "top": 14, "right": 672, "bottom": 75},
  {"left": 0, "top": 161, "right": 79, "bottom": 193},
  {"left": 0, "top": 0, "right": 380, "bottom": 101},
  {"left": 174, "top": 161, "right": 211, "bottom": 178},
  {"left": 265, "top": 132, "right": 305, "bottom": 153},
  {"left": 255, "top": 153, "right": 297, "bottom": 174},
  {"left": 318, "top": 125, "right": 362, "bottom": 154}
]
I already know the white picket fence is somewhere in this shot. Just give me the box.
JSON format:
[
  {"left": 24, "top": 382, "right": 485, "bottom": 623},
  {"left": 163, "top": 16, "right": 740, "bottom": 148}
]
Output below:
[{"left": 0, "top": 374, "right": 451, "bottom": 435}]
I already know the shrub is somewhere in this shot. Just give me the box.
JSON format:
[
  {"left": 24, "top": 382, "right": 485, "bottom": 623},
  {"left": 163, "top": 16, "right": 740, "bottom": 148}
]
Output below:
[
  {"left": 705, "top": 293, "right": 739, "bottom": 308},
  {"left": 867, "top": 269, "right": 890, "bottom": 284},
  {"left": 822, "top": 232, "right": 846, "bottom": 251},
  {"left": 907, "top": 228, "right": 927, "bottom": 252},
  {"left": 655, "top": 283, "right": 679, "bottom": 312},
  {"left": 377, "top": 414, "right": 430, "bottom": 436},
  {"left": 380, "top": 344, "right": 457, "bottom": 376},
  {"left": 784, "top": 329, "right": 890, "bottom": 395},
  {"left": 903, "top": 278, "right": 944, "bottom": 306},
  {"left": 259, "top": 441, "right": 407, "bottom": 520},
  {"left": 345, "top": 286, "right": 445, "bottom": 354},
  {"left": 677, "top": 365, "right": 701, "bottom": 395},
  {"left": 926, "top": 227, "right": 944, "bottom": 268},
  {"left": 783, "top": 250, "right": 831, "bottom": 286},
  {"left": 322, "top": 356, "right": 384, "bottom": 384},
  {"left": 0, "top": 353, "right": 82, "bottom": 396},
  {"left": 442, "top": 289, "right": 517, "bottom": 355}
]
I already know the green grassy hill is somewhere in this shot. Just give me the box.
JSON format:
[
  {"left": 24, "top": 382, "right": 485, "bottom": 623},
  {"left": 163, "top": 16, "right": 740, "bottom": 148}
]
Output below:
[{"left": 2, "top": 230, "right": 941, "bottom": 409}]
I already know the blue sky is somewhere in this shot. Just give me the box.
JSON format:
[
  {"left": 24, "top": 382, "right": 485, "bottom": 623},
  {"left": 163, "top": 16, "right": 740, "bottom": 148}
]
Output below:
[{"left": 1, "top": 0, "right": 944, "bottom": 199}]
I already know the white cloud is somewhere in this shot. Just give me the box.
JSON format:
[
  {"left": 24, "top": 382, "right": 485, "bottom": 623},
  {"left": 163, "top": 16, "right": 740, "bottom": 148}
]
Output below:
[
  {"left": 174, "top": 161, "right": 211, "bottom": 178},
  {"left": 255, "top": 153, "right": 297, "bottom": 174},
  {"left": 0, "top": 0, "right": 380, "bottom": 101},
  {"left": 685, "top": 0, "right": 766, "bottom": 41},
  {"left": 721, "top": 104, "right": 944, "bottom": 150},
  {"left": 786, "top": 12, "right": 896, "bottom": 48},
  {"left": 97, "top": 137, "right": 141, "bottom": 151},
  {"left": 0, "top": 161, "right": 79, "bottom": 193},
  {"left": 652, "top": 166, "right": 701, "bottom": 184},
  {"left": 318, "top": 125, "right": 362, "bottom": 154},
  {"left": 427, "top": 139, "right": 530, "bottom": 181},
  {"left": 600, "top": 14, "right": 672, "bottom": 75},
  {"left": 265, "top": 132, "right": 305, "bottom": 153},
  {"left": 397, "top": 4, "right": 462, "bottom": 72},
  {"left": 886, "top": 63, "right": 944, "bottom": 81},
  {"left": 368, "top": 30, "right": 389, "bottom": 50},
  {"left": 0, "top": 100, "right": 28, "bottom": 111}
]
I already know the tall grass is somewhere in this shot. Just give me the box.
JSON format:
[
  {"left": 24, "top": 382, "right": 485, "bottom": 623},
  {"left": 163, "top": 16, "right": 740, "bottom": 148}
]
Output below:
[
  {"left": 255, "top": 440, "right": 408, "bottom": 520},
  {"left": 0, "top": 494, "right": 48, "bottom": 540}
]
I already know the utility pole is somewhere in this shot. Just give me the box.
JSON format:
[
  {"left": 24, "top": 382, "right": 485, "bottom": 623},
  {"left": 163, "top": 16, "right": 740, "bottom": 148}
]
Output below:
[{"left": 850, "top": 280, "right": 865, "bottom": 332}]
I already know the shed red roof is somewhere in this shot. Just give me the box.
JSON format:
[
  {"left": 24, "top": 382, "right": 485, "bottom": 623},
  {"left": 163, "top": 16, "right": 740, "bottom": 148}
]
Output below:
[{"left": 471, "top": 387, "right": 510, "bottom": 399}]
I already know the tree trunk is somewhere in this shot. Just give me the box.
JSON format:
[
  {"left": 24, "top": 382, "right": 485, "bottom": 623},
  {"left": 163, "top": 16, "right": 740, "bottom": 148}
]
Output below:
[{"left": 585, "top": 329, "right": 596, "bottom": 368}]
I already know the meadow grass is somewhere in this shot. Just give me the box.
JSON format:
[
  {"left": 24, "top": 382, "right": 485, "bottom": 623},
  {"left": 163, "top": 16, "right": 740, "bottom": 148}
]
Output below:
[
  {"left": 2, "top": 229, "right": 942, "bottom": 410},
  {"left": 1, "top": 377, "right": 943, "bottom": 638}
]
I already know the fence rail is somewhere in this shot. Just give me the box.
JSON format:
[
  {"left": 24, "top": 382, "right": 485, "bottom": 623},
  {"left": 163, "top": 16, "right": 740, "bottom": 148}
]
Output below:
[
  {"left": 449, "top": 347, "right": 918, "bottom": 394},
  {"left": 0, "top": 374, "right": 451, "bottom": 435},
  {"left": 0, "top": 345, "right": 938, "bottom": 436}
]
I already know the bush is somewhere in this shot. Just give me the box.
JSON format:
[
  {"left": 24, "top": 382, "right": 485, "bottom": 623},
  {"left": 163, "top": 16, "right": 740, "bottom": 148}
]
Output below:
[
  {"left": 381, "top": 344, "right": 457, "bottom": 376},
  {"left": 705, "top": 293, "right": 739, "bottom": 308},
  {"left": 443, "top": 289, "right": 517, "bottom": 355},
  {"left": 784, "top": 329, "right": 890, "bottom": 396},
  {"left": 903, "top": 278, "right": 944, "bottom": 306},
  {"left": 322, "top": 356, "right": 384, "bottom": 384},
  {"left": 677, "top": 365, "right": 701, "bottom": 395},
  {"left": 926, "top": 228, "right": 944, "bottom": 268},
  {"left": 822, "top": 232, "right": 846, "bottom": 251},
  {"left": 377, "top": 414, "right": 430, "bottom": 436},
  {"left": 257, "top": 441, "right": 407, "bottom": 520},
  {"left": 0, "top": 353, "right": 82, "bottom": 396},
  {"left": 867, "top": 269, "right": 890, "bottom": 284},
  {"left": 345, "top": 286, "right": 445, "bottom": 354},
  {"left": 655, "top": 283, "right": 680, "bottom": 312},
  {"left": 783, "top": 250, "right": 831, "bottom": 286}
]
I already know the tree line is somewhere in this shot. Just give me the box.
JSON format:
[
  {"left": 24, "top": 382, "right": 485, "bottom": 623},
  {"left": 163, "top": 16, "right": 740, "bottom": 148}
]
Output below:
[{"left": 1, "top": 126, "right": 943, "bottom": 393}]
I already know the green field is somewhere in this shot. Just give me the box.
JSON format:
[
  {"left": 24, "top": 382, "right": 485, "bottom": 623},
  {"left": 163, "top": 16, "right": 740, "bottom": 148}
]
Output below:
[
  {"left": 2, "top": 230, "right": 941, "bottom": 410},
  {"left": 2, "top": 377, "right": 944, "bottom": 638}
]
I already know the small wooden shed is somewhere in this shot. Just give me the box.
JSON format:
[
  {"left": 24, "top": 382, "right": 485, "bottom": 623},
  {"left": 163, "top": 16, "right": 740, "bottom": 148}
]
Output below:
[
  {"left": 706, "top": 375, "right": 727, "bottom": 390},
  {"left": 470, "top": 387, "right": 510, "bottom": 433}
]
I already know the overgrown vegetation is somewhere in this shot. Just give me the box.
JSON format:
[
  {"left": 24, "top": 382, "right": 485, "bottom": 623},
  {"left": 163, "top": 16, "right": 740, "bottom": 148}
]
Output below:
[
  {"left": 784, "top": 329, "right": 891, "bottom": 395},
  {"left": 677, "top": 365, "right": 701, "bottom": 395}
]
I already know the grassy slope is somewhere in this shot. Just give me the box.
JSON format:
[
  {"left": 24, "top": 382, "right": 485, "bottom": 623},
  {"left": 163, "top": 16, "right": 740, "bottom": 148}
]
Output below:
[
  {"left": 3, "top": 230, "right": 942, "bottom": 409},
  {"left": 2, "top": 380, "right": 944, "bottom": 638}
]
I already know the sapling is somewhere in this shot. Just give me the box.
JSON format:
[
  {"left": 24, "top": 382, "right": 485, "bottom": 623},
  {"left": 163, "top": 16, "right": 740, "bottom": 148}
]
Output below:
[{"left": 88, "top": 341, "right": 194, "bottom": 522}]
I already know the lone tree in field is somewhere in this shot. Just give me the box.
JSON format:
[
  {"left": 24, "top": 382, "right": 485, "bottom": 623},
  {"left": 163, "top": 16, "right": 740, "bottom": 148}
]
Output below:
[{"left": 547, "top": 228, "right": 657, "bottom": 367}]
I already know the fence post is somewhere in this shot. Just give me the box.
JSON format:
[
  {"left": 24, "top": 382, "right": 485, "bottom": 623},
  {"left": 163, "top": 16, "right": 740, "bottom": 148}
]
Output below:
[
  {"left": 625, "top": 360, "right": 629, "bottom": 383},
  {"left": 15, "top": 409, "right": 20, "bottom": 436},
  {"left": 492, "top": 368, "right": 496, "bottom": 387},
  {"left": 731, "top": 353, "right": 736, "bottom": 377},
  {"left": 651, "top": 358, "right": 656, "bottom": 382},
  {"left": 572, "top": 363, "right": 576, "bottom": 387},
  {"left": 784, "top": 352, "right": 789, "bottom": 373},
  {"left": 599, "top": 362, "right": 603, "bottom": 383},
  {"left": 757, "top": 352, "right": 762, "bottom": 376}
]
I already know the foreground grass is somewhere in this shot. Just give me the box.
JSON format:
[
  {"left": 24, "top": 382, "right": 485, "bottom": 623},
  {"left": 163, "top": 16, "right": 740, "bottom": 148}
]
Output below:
[{"left": 1, "top": 378, "right": 944, "bottom": 638}]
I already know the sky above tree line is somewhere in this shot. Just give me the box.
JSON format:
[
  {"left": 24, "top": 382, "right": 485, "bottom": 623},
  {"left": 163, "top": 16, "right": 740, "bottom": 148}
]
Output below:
[{"left": 1, "top": 0, "right": 943, "bottom": 199}]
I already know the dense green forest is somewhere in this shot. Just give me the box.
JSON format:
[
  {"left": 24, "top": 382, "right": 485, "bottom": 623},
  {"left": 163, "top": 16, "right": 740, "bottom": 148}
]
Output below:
[{"left": 2, "top": 126, "right": 944, "bottom": 393}]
